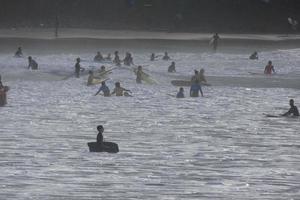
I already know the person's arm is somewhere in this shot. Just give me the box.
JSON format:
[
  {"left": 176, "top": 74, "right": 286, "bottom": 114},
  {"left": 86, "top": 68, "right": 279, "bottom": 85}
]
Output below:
[
  {"left": 282, "top": 108, "right": 292, "bottom": 116},
  {"left": 264, "top": 66, "right": 267, "bottom": 74},
  {"left": 94, "top": 86, "right": 103, "bottom": 96},
  {"left": 122, "top": 87, "right": 131, "bottom": 93},
  {"left": 28, "top": 61, "right": 31, "bottom": 69}
]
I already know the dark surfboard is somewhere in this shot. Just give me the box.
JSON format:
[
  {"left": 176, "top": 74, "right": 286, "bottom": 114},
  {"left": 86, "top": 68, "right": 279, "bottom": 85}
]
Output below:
[{"left": 87, "top": 141, "right": 119, "bottom": 153}]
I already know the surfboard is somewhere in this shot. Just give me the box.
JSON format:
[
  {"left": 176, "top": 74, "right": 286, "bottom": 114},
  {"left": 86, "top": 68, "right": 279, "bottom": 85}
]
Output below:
[
  {"left": 87, "top": 141, "right": 119, "bottom": 153},
  {"left": 90, "top": 77, "right": 109, "bottom": 86},
  {"left": 133, "top": 68, "right": 158, "bottom": 84},
  {"left": 263, "top": 113, "right": 280, "bottom": 118},
  {"left": 94, "top": 68, "right": 115, "bottom": 78},
  {"left": 171, "top": 80, "right": 211, "bottom": 87}
]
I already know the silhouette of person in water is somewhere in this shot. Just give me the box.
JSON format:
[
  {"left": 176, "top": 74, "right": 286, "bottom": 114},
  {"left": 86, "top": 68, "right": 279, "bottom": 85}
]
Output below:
[
  {"left": 97, "top": 125, "right": 104, "bottom": 146},
  {"left": 176, "top": 87, "right": 184, "bottom": 98},
  {"left": 264, "top": 60, "right": 275, "bottom": 75},
  {"left": 15, "top": 47, "right": 23, "bottom": 57},
  {"left": 28, "top": 56, "right": 38, "bottom": 70},
  {"left": 282, "top": 99, "right": 299, "bottom": 117},
  {"left": 211, "top": 33, "right": 220, "bottom": 52}
]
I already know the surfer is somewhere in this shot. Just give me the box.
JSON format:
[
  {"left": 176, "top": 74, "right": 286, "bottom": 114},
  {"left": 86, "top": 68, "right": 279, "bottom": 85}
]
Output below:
[
  {"left": 211, "top": 33, "right": 220, "bottom": 52},
  {"left": 249, "top": 51, "right": 258, "bottom": 60},
  {"left": 0, "top": 75, "right": 7, "bottom": 106},
  {"left": 96, "top": 125, "right": 104, "bottom": 146},
  {"left": 75, "top": 57, "right": 84, "bottom": 78},
  {"left": 94, "top": 52, "right": 104, "bottom": 62},
  {"left": 123, "top": 52, "right": 134, "bottom": 66},
  {"left": 162, "top": 52, "right": 170, "bottom": 60},
  {"left": 150, "top": 53, "right": 155, "bottom": 61},
  {"left": 111, "top": 82, "right": 131, "bottom": 96},
  {"left": 264, "top": 61, "right": 275, "bottom": 75},
  {"left": 176, "top": 87, "right": 185, "bottom": 98},
  {"left": 191, "top": 70, "right": 200, "bottom": 84},
  {"left": 28, "top": 56, "right": 38, "bottom": 70},
  {"left": 94, "top": 81, "right": 110, "bottom": 97},
  {"left": 0, "top": 75, "right": 3, "bottom": 89},
  {"left": 190, "top": 83, "right": 203, "bottom": 97},
  {"left": 87, "top": 71, "right": 95, "bottom": 86},
  {"left": 113, "top": 51, "right": 121, "bottom": 66},
  {"left": 98, "top": 65, "right": 106, "bottom": 73},
  {"left": 15, "top": 47, "right": 23, "bottom": 57},
  {"left": 168, "top": 62, "right": 176, "bottom": 73},
  {"left": 282, "top": 99, "right": 299, "bottom": 117},
  {"left": 136, "top": 66, "right": 143, "bottom": 84},
  {"left": 198, "top": 68, "right": 207, "bottom": 83},
  {"left": 105, "top": 53, "right": 112, "bottom": 61}
]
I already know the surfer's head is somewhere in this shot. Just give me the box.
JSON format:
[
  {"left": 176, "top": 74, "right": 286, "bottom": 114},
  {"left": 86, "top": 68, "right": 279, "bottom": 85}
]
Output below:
[
  {"left": 97, "top": 125, "right": 104, "bottom": 132},
  {"left": 290, "top": 99, "right": 294, "bottom": 106}
]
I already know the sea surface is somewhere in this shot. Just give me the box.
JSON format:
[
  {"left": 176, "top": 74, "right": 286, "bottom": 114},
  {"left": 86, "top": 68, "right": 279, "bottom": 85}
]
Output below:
[{"left": 0, "top": 36, "right": 300, "bottom": 199}]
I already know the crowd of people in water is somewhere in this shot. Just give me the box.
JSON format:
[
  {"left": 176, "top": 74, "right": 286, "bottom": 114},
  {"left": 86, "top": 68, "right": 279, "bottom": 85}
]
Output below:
[
  {"left": 0, "top": 33, "right": 298, "bottom": 119},
  {"left": 1, "top": 33, "right": 299, "bottom": 152}
]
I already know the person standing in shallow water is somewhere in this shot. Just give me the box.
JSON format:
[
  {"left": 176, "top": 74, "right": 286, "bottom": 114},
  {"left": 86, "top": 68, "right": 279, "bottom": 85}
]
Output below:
[
  {"left": 264, "top": 61, "right": 275, "bottom": 75},
  {"left": 176, "top": 87, "right": 184, "bottom": 98},
  {"left": 111, "top": 82, "right": 131, "bottom": 96},
  {"left": 96, "top": 125, "right": 104, "bottom": 146},
  {"left": 211, "top": 33, "right": 220, "bottom": 52},
  {"left": 15, "top": 47, "right": 23, "bottom": 57},
  {"left": 28, "top": 56, "right": 38, "bottom": 70},
  {"left": 75, "top": 57, "right": 84, "bottom": 78},
  {"left": 136, "top": 66, "right": 143, "bottom": 84}
]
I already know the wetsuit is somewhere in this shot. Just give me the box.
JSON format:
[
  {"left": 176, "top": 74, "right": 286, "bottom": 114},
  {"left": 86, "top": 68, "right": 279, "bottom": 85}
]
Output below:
[
  {"left": 212, "top": 35, "right": 220, "bottom": 52},
  {"left": 113, "top": 55, "right": 121, "bottom": 66},
  {"left": 283, "top": 105, "right": 299, "bottom": 116},
  {"left": 176, "top": 91, "right": 184, "bottom": 98},
  {"left": 94, "top": 54, "right": 103, "bottom": 62},
  {"left": 249, "top": 53, "right": 258, "bottom": 60},
  {"left": 95, "top": 85, "right": 110, "bottom": 96},
  {"left": 124, "top": 56, "right": 133, "bottom": 66},
  {"left": 75, "top": 62, "right": 81, "bottom": 78},
  {"left": 97, "top": 132, "right": 103, "bottom": 145},
  {"left": 15, "top": 49, "right": 23, "bottom": 57},
  {"left": 168, "top": 64, "right": 176, "bottom": 72},
  {"left": 163, "top": 55, "right": 170, "bottom": 60},
  {"left": 28, "top": 59, "right": 38, "bottom": 70}
]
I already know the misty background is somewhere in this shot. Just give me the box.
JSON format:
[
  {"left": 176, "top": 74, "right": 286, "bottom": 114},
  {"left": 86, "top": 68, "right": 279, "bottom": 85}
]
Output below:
[{"left": 0, "top": 0, "right": 299, "bottom": 33}]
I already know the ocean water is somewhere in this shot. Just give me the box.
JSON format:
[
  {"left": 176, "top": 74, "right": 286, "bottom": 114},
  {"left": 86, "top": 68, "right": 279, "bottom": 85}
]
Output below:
[{"left": 0, "top": 38, "right": 300, "bottom": 199}]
